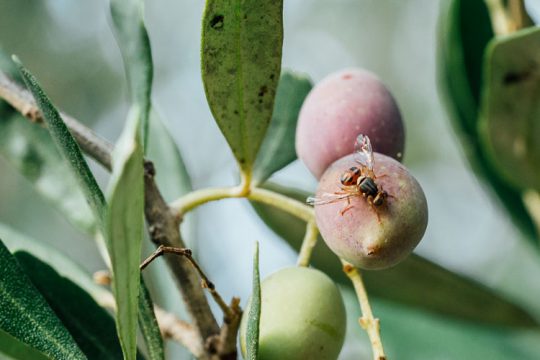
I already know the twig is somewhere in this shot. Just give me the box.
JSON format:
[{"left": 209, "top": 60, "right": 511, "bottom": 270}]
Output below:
[
  {"left": 507, "top": 0, "right": 534, "bottom": 30},
  {"left": 296, "top": 220, "right": 319, "bottom": 267},
  {"left": 485, "top": 0, "right": 513, "bottom": 35},
  {"left": 140, "top": 245, "right": 233, "bottom": 319},
  {"left": 342, "top": 259, "right": 386, "bottom": 360},
  {"left": 208, "top": 297, "right": 242, "bottom": 360}
]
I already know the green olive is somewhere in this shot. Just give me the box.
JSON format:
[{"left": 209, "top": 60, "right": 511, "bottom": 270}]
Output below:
[{"left": 240, "top": 267, "right": 346, "bottom": 360}]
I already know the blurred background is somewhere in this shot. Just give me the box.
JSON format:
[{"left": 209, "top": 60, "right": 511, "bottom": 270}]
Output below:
[{"left": 2, "top": 0, "right": 540, "bottom": 359}]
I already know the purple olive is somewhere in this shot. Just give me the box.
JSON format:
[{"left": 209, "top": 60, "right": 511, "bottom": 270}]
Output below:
[
  {"left": 296, "top": 68, "right": 405, "bottom": 179},
  {"left": 314, "top": 153, "right": 427, "bottom": 270}
]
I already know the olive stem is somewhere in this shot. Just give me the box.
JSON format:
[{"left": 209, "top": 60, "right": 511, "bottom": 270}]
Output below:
[
  {"left": 522, "top": 190, "right": 540, "bottom": 239},
  {"left": 342, "top": 259, "right": 386, "bottom": 360},
  {"left": 297, "top": 221, "right": 319, "bottom": 267},
  {"left": 169, "top": 186, "right": 314, "bottom": 223},
  {"left": 485, "top": 0, "right": 513, "bottom": 35}
]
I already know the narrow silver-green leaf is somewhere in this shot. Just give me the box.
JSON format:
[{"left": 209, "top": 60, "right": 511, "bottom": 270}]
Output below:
[
  {"left": 0, "top": 329, "right": 51, "bottom": 360},
  {"left": 246, "top": 242, "right": 261, "bottom": 360},
  {"left": 251, "top": 182, "right": 538, "bottom": 327},
  {"left": 138, "top": 278, "right": 164, "bottom": 360},
  {"left": 0, "top": 113, "right": 95, "bottom": 232},
  {"left": 14, "top": 57, "right": 106, "bottom": 227},
  {"left": 252, "top": 71, "right": 312, "bottom": 185},
  {"left": 479, "top": 27, "right": 540, "bottom": 191},
  {"left": 0, "top": 239, "right": 86, "bottom": 359},
  {"left": 106, "top": 109, "right": 145, "bottom": 360},
  {"left": 437, "top": 0, "right": 536, "bottom": 240},
  {"left": 110, "top": 0, "right": 153, "bottom": 149},
  {"left": 15, "top": 252, "right": 124, "bottom": 360},
  {"left": 201, "top": 0, "right": 283, "bottom": 174}
]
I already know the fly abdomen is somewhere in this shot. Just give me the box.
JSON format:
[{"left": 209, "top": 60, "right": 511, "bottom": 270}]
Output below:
[{"left": 358, "top": 176, "right": 378, "bottom": 196}]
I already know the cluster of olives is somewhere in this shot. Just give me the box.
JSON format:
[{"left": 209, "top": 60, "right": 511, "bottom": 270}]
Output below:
[{"left": 241, "top": 68, "right": 428, "bottom": 359}]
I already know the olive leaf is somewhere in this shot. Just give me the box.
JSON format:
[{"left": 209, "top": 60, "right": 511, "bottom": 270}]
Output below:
[
  {"left": 0, "top": 240, "right": 86, "bottom": 359},
  {"left": 479, "top": 26, "right": 540, "bottom": 191},
  {"left": 246, "top": 242, "right": 261, "bottom": 360},
  {"left": 15, "top": 252, "right": 124, "bottom": 360},
  {"left": 252, "top": 71, "right": 312, "bottom": 185},
  {"left": 437, "top": 0, "right": 537, "bottom": 241},
  {"left": 0, "top": 329, "right": 51, "bottom": 360},
  {"left": 110, "top": 0, "right": 153, "bottom": 149},
  {"left": 201, "top": 0, "right": 283, "bottom": 175},
  {"left": 105, "top": 108, "right": 145, "bottom": 360}
]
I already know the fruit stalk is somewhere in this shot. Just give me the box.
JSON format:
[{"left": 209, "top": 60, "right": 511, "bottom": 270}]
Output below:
[{"left": 342, "top": 259, "right": 386, "bottom": 360}]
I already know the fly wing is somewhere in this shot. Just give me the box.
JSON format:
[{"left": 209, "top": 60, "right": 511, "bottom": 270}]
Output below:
[
  {"left": 307, "top": 192, "right": 356, "bottom": 206},
  {"left": 354, "top": 134, "right": 374, "bottom": 172}
]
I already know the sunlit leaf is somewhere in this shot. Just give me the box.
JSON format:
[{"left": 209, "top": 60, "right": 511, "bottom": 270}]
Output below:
[
  {"left": 246, "top": 242, "right": 261, "bottom": 360},
  {"left": 106, "top": 108, "right": 145, "bottom": 360},
  {"left": 437, "top": 0, "right": 536, "bottom": 241},
  {"left": 251, "top": 182, "right": 538, "bottom": 327},
  {"left": 15, "top": 252, "right": 123, "bottom": 359},
  {"left": 110, "top": 0, "right": 153, "bottom": 149},
  {"left": 479, "top": 27, "right": 540, "bottom": 191},
  {"left": 0, "top": 240, "right": 86, "bottom": 359},
  {"left": 252, "top": 71, "right": 312, "bottom": 185},
  {"left": 201, "top": 0, "right": 283, "bottom": 175}
]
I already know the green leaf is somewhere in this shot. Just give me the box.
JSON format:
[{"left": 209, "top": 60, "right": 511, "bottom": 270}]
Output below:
[
  {"left": 0, "top": 223, "right": 109, "bottom": 302},
  {"left": 479, "top": 27, "right": 540, "bottom": 191},
  {"left": 110, "top": 0, "right": 153, "bottom": 149},
  {"left": 0, "top": 328, "right": 51, "bottom": 360},
  {"left": 138, "top": 278, "right": 164, "bottom": 360},
  {"left": 14, "top": 252, "right": 123, "bottom": 360},
  {"left": 246, "top": 242, "right": 261, "bottom": 360},
  {"left": 0, "top": 113, "right": 95, "bottom": 232},
  {"left": 251, "top": 182, "right": 538, "bottom": 327},
  {"left": 252, "top": 71, "right": 312, "bottom": 185},
  {"left": 146, "top": 110, "right": 192, "bottom": 201},
  {"left": 0, "top": 239, "right": 86, "bottom": 359},
  {"left": 437, "top": 0, "right": 537, "bottom": 241},
  {"left": 106, "top": 108, "right": 145, "bottom": 360},
  {"left": 201, "top": 0, "right": 284, "bottom": 174},
  {"left": 14, "top": 57, "right": 106, "bottom": 227}
]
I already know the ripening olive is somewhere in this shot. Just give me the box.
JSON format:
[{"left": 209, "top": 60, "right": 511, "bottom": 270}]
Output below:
[
  {"left": 240, "top": 267, "right": 346, "bottom": 360},
  {"left": 314, "top": 153, "right": 427, "bottom": 270},
  {"left": 296, "top": 68, "right": 405, "bottom": 179}
]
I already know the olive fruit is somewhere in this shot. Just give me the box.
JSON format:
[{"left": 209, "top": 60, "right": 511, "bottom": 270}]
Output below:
[
  {"left": 240, "top": 267, "right": 346, "bottom": 360},
  {"left": 314, "top": 153, "right": 427, "bottom": 270},
  {"left": 296, "top": 68, "right": 404, "bottom": 179}
]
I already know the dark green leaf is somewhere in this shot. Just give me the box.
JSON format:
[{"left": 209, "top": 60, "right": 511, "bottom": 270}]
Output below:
[
  {"left": 138, "top": 278, "right": 164, "bottom": 360},
  {"left": 110, "top": 0, "right": 153, "bottom": 149},
  {"left": 0, "top": 113, "right": 95, "bottom": 232},
  {"left": 246, "top": 242, "right": 261, "bottom": 360},
  {"left": 201, "top": 0, "right": 283, "bottom": 174},
  {"left": 14, "top": 57, "right": 106, "bottom": 227},
  {"left": 479, "top": 27, "right": 540, "bottom": 191},
  {"left": 15, "top": 252, "right": 123, "bottom": 360},
  {"left": 437, "top": 0, "right": 537, "bottom": 241},
  {"left": 106, "top": 109, "right": 145, "bottom": 360},
  {"left": 252, "top": 71, "right": 312, "bottom": 185},
  {"left": 0, "top": 328, "right": 50, "bottom": 360},
  {"left": 147, "top": 110, "right": 192, "bottom": 201},
  {"left": 251, "top": 182, "right": 538, "bottom": 327},
  {"left": 0, "top": 223, "right": 109, "bottom": 301},
  {"left": 0, "top": 239, "right": 86, "bottom": 359}
]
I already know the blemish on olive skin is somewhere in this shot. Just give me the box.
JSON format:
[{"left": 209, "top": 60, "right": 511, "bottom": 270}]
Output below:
[
  {"left": 258, "top": 85, "right": 268, "bottom": 97},
  {"left": 210, "top": 15, "right": 224, "bottom": 30},
  {"left": 503, "top": 70, "right": 532, "bottom": 85}
]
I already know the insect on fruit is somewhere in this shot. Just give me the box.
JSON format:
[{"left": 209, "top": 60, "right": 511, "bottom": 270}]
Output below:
[{"left": 307, "top": 134, "right": 392, "bottom": 219}]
